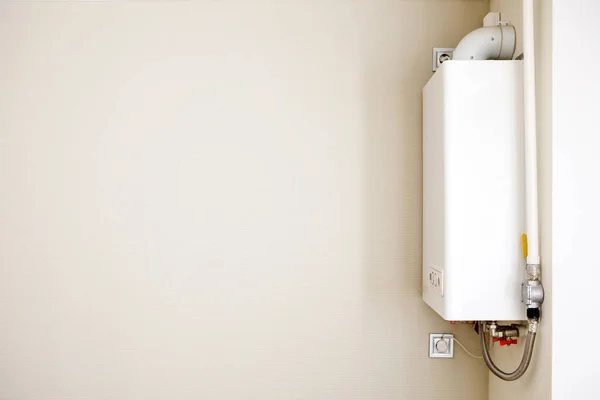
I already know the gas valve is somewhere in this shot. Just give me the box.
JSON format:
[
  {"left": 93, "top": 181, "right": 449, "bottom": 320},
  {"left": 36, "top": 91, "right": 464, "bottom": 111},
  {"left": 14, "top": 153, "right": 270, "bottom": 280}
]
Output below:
[{"left": 488, "top": 322, "right": 520, "bottom": 346}]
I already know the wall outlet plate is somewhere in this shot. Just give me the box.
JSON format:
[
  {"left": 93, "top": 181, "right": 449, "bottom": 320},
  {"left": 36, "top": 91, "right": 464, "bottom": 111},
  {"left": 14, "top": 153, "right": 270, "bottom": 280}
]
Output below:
[
  {"left": 432, "top": 48, "right": 454, "bottom": 71},
  {"left": 429, "top": 333, "right": 454, "bottom": 358}
]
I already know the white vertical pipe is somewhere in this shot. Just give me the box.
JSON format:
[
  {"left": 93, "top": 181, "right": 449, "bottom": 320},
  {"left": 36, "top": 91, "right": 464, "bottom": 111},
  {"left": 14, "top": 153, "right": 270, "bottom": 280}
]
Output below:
[{"left": 523, "top": 0, "right": 540, "bottom": 265}]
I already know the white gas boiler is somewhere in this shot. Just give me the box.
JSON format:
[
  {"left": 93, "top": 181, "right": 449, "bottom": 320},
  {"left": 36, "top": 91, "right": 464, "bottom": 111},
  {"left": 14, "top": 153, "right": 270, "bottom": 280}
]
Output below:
[{"left": 422, "top": 61, "right": 526, "bottom": 322}]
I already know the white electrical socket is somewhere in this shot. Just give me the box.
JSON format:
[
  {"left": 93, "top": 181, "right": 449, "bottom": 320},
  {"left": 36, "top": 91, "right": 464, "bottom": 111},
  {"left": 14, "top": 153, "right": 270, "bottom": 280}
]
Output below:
[
  {"left": 432, "top": 48, "right": 455, "bottom": 71},
  {"left": 429, "top": 333, "right": 454, "bottom": 358}
]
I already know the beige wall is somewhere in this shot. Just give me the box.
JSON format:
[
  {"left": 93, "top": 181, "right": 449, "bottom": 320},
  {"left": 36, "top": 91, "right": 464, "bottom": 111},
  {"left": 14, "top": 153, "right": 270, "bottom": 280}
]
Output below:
[
  {"left": 552, "top": 1, "right": 600, "bottom": 398},
  {"left": 488, "top": 1, "right": 552, "bottom": 399},
  {"left": 0, "top": 1, "right": 489, "bottom": 399}
]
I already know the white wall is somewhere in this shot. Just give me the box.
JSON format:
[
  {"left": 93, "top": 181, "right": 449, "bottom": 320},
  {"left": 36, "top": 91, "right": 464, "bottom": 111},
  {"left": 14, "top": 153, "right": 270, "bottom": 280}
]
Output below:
[
  {"left": 553, "top": 0, "right": 600, "bottom": 398},
  {"left": 0, "top": 1, "right": 490, "bottom": 399},
  {"left": 488, "top": 1, "right": 552, "bottom": 399}
]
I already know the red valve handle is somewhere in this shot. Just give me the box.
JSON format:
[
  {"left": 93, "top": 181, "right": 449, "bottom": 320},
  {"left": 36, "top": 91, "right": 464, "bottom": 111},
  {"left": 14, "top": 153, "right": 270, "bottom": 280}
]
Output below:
[{"left": 499, "top": 339, "right": 518, "bottom": 346}]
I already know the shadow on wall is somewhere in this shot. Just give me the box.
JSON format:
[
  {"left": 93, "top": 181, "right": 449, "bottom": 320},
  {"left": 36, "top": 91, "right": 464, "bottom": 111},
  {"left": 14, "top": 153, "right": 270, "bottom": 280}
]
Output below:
[{"left": 358, "top": 6, "right": 489, "bottom": 397}]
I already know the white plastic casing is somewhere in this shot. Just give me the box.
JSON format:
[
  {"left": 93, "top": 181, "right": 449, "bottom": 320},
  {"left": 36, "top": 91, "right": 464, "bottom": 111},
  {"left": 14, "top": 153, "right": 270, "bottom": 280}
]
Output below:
[{"left": 422, "top": 61, "right": 527, "bottom": 321}]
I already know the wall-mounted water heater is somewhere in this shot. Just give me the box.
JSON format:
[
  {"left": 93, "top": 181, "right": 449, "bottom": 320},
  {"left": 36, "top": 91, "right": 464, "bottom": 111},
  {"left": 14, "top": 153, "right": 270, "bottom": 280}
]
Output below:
[{"left": 422, "top": 60, "right": 526, "bottom": 322}]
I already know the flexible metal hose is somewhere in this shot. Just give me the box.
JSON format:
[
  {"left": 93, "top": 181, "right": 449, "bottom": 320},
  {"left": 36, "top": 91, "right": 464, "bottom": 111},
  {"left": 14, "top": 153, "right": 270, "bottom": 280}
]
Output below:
[{"left": 479, "top": 321, "right": 537, "bottom": 381}]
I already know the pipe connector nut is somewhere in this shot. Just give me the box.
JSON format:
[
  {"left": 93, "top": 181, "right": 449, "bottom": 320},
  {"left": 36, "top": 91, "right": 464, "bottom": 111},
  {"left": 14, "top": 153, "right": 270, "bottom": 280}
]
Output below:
[
  {"left": 521, "top": 279, "right": 544, "bottom": 309},
  {"left": 526, "top": 263, "right": 542, "bottom": 280}
]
